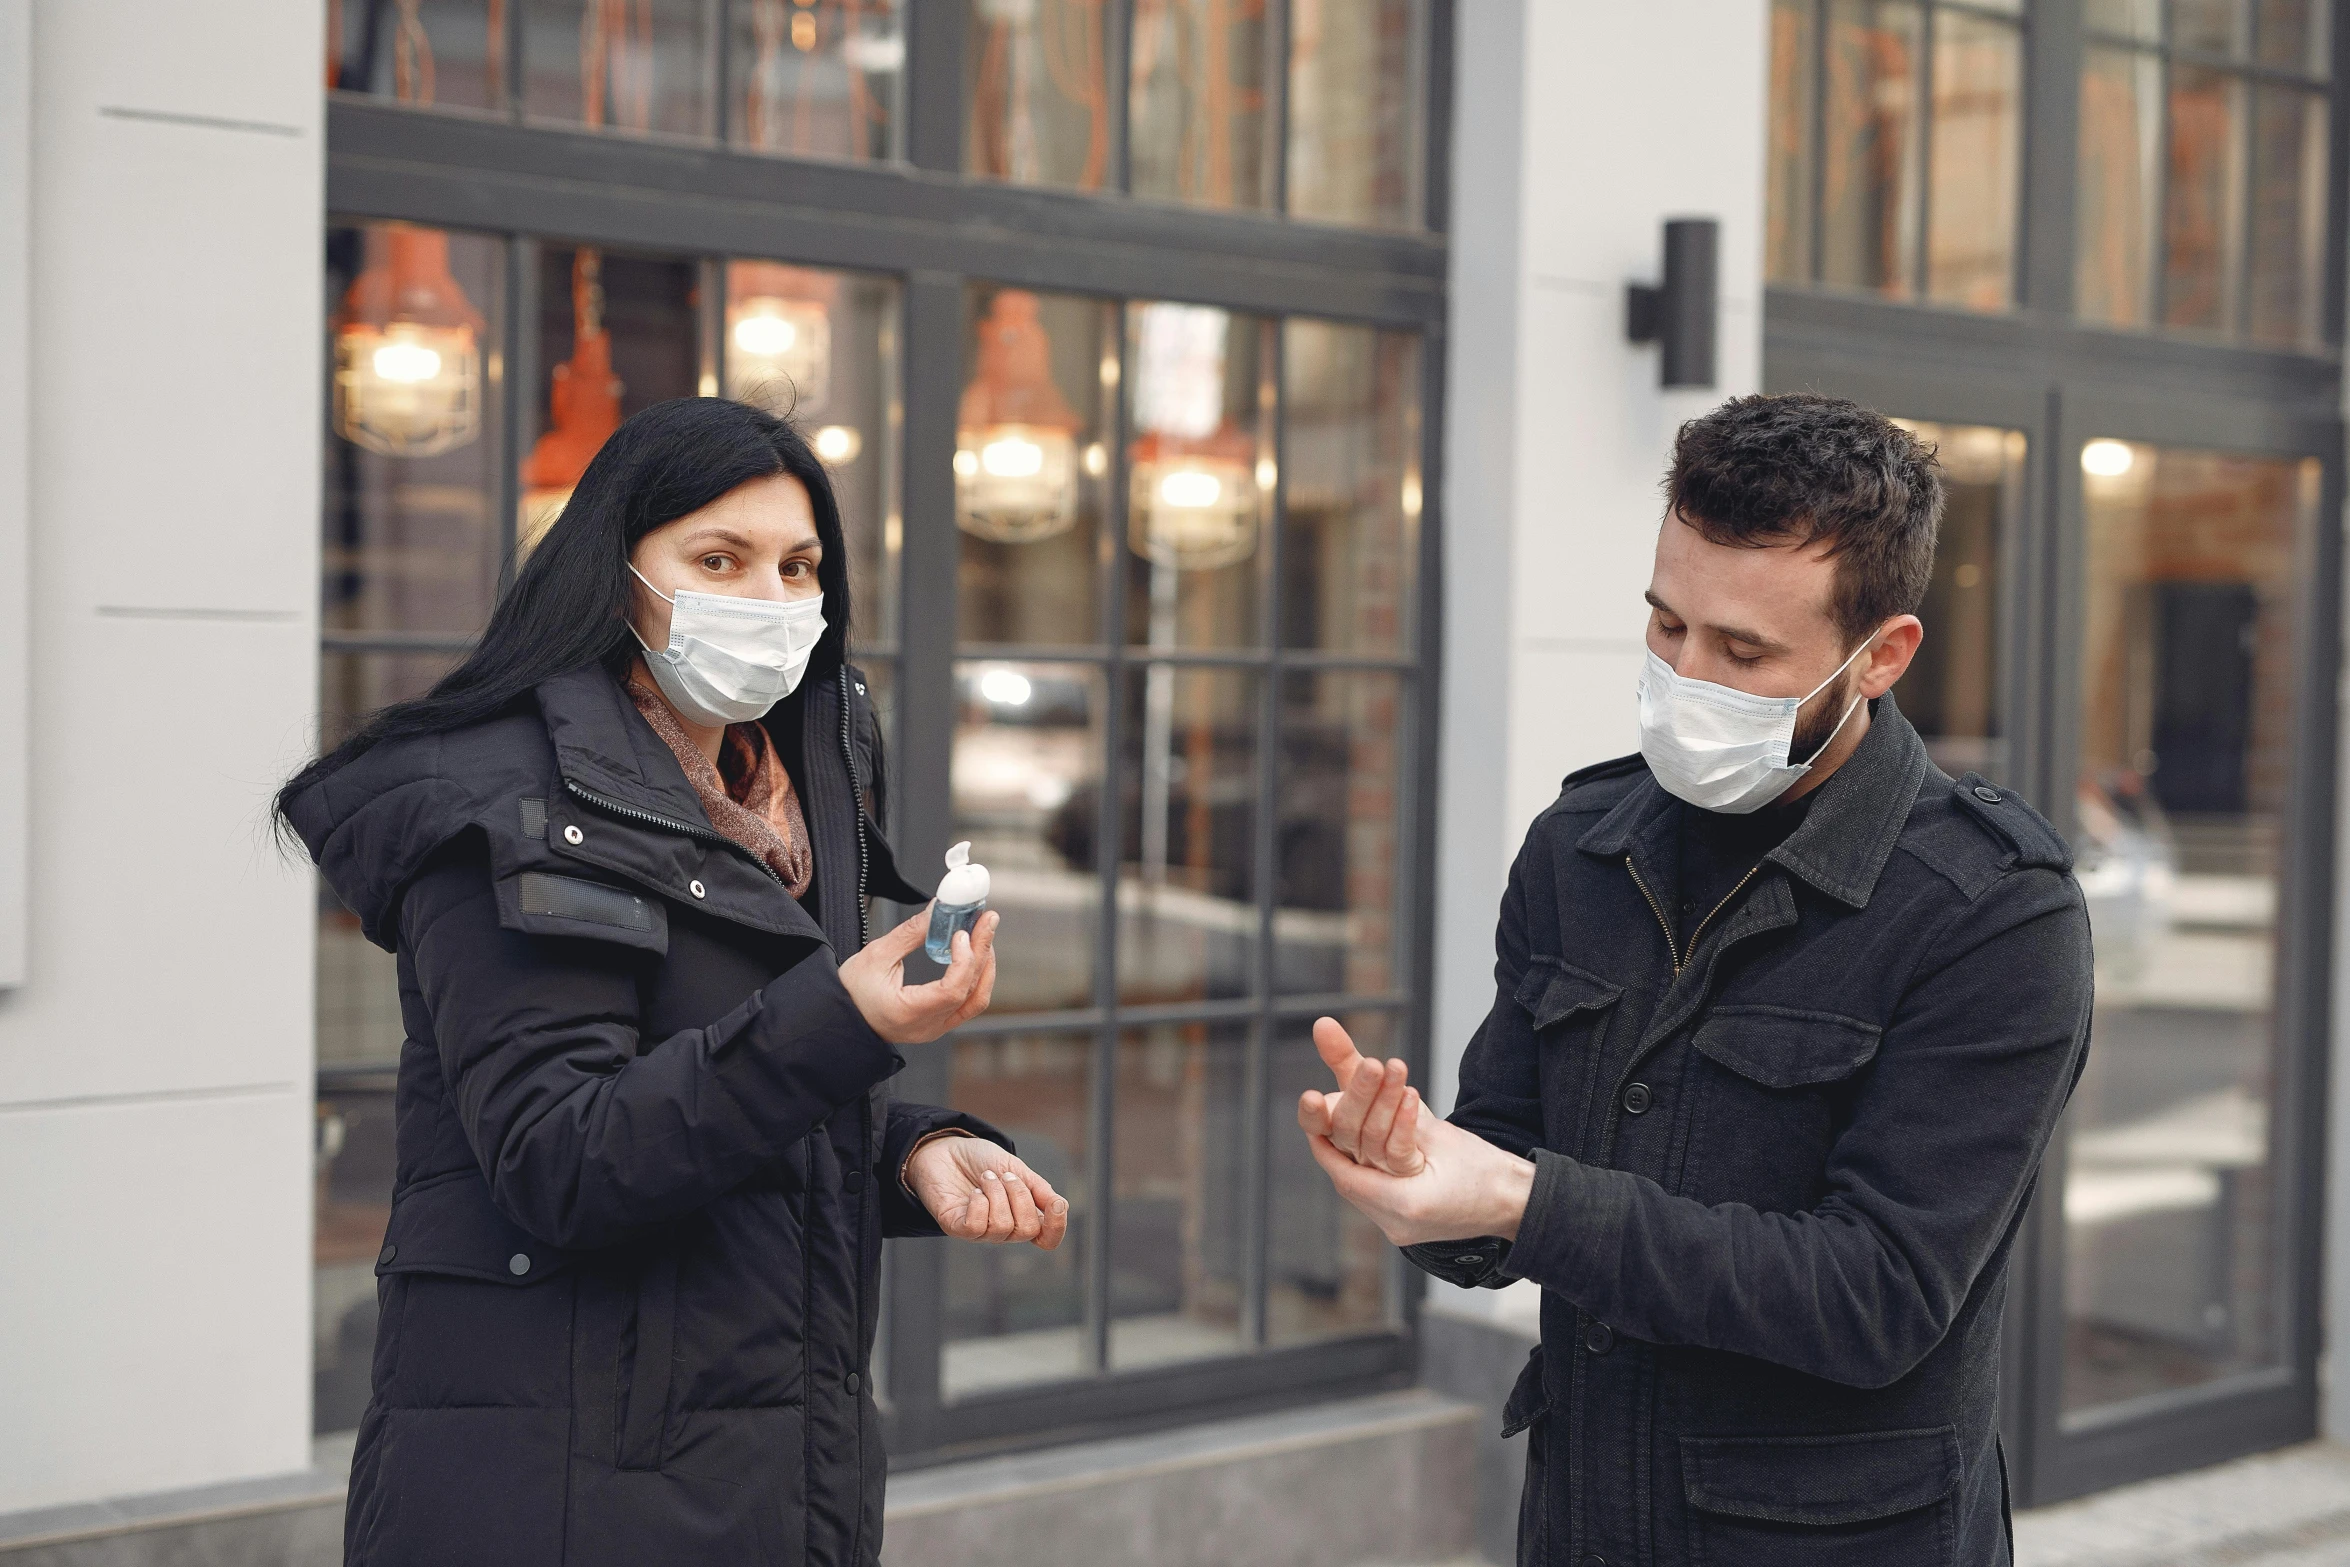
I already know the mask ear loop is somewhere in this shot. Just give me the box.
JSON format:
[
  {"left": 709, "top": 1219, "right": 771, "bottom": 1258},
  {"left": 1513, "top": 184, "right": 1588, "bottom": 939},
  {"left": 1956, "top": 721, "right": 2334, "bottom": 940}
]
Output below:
[
  {"left": 1793, "top": 627, "right": 1885, "bottom": 765},
  {"left": 626, "top": 563, "right": 673, "bottom": 656}
]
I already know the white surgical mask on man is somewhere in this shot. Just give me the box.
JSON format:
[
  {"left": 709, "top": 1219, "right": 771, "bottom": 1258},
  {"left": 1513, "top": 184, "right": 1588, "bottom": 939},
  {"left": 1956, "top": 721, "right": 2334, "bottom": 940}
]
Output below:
[
  {"left": 628, "top": 563, "right": 826, "bottom": 727},
  {"left": 1636, "top": 632, "right": 1878, "bottom": 815}
]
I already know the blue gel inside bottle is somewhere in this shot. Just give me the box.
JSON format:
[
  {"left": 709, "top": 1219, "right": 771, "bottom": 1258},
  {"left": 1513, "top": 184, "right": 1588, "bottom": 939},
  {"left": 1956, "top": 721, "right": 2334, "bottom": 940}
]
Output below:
[{"left": 925, "top": 840, "right": 989, "bottom": 964}]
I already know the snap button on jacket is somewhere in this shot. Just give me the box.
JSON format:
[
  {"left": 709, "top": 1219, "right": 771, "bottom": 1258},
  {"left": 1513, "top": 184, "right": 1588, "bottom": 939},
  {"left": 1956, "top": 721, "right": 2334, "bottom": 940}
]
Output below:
[
  {"left": 1410, "top": 698, "right": 2093, "bottom": 1567},
  {"left": 289, "top": 662, "right": 996, "bottom": 1567}
]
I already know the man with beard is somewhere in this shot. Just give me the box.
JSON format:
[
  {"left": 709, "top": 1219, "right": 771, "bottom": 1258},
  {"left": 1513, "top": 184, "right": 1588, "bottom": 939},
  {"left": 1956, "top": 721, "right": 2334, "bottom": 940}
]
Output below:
[{"left": 1300, "top": 394, "right": 2092, "bottom": 1566}]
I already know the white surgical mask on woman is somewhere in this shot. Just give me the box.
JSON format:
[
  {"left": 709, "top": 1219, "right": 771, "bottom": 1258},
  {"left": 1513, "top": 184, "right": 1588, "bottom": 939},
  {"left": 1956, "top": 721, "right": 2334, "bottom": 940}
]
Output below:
[
  {"left": 1636, "top": 632, "right": 1878, "bottom": 815},
  {"left": 628, "top": 564, "right": 826, "bottom": 727}
]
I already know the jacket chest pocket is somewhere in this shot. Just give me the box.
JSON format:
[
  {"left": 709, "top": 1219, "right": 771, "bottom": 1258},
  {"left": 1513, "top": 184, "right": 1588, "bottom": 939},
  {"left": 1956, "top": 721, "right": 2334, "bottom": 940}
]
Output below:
[
  {"left": 1681, "top": 1427, "right": 1960, "bottom": 1567},
  {"left": 1514, "top": 957, "right": 1623, "bottom": 1153},
  {"left": 1681, "top": 1004, "right": 1881, "bottom": 1211}
]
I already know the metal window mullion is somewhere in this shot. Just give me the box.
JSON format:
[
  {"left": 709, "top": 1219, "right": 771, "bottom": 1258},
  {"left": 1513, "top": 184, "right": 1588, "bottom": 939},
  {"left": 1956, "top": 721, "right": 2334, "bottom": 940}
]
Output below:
[
  {"left": 2155, "top": 39, "right": 2176, "bottom": 325},
  {"left": 903, "top": 0, "right": 968, "bottom": 173},
  {"left": 2019, "top": 0, "right": 2084, "bottom": 315},
  {"left": 706, "top": 0, "right": 729, "bottom": 145},
  {"left": 1267, "top": 0, "right": 1294, "bottom": 216},
  {"left": 1087, "top": 297, "right": 1134, "bottom": 1378},
  {"left": 498, "top": 234, "right": 538, "bottom": 591},
  {"left": 1811, "top": 0, "right": 1833, "bottom": 284},
  {"left": 698, "top": 255, "right": 726, "bottom": 398},
  {"left": 880, "top": 269, "right": 965, "bottom": 1446},
  {"left": 1108, "top": 0, "right": 1135, "bottom": 195},
  {"left": 1242, "top": 319, "right": 1289, "bottom": 1352},
  {"left": 2233, "top": 62, "right": 2259, "bottom": 336},
  {"left": 1916, "top": 1, "right": 1938, "bottom": 301}
]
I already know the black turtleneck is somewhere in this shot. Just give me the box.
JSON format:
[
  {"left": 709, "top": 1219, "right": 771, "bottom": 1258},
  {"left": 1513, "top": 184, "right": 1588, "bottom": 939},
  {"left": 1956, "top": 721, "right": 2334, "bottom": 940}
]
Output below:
[{"left": 1672, "top": 792, "right": 1812, "bottom": 950}]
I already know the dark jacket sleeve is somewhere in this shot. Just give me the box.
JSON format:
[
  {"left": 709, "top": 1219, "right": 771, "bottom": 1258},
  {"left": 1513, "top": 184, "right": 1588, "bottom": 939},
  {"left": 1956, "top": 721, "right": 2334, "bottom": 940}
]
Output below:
[
  {"left": 403, "top": 842, "right": 906, "bottom": 1251},
  {"left": 1497, "top": 867, "right": 2093, "bottom": 1388},
  {"left": 877, "top": 1100, "right": 1016, "bottom": 1238},
  {"left": 1404, "top": 839, "right": 1547, "bottom": 1289}
]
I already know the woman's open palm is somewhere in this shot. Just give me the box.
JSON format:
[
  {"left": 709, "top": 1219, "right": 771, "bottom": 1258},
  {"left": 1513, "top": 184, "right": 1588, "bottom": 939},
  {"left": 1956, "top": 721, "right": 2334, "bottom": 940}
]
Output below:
[{"left": 905, "top": 1136, "right": 1069, "bottom": 1249}]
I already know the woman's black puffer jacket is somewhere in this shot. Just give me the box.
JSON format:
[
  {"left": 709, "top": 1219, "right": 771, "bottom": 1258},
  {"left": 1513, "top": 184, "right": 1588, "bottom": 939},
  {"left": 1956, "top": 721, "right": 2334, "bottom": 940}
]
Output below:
[{"left": 288, "top": 660, "right": 997, "bottom": 1567}]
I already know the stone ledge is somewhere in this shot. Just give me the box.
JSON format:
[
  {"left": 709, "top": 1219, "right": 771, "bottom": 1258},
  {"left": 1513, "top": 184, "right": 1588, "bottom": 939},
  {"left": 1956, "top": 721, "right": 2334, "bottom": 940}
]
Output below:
[{"left": 0, "top": 1436, "right": 351, "bottom": 1566}]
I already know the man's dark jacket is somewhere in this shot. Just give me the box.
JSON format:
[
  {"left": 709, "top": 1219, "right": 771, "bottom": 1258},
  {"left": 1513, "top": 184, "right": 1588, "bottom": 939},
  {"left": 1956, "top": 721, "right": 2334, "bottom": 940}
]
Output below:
[
  {"left": 1410, "top": 698, "right": 2092, "bottom": 1567},
  {"left": 288, "top": 661, "right": 996, "bottom": 1567}
]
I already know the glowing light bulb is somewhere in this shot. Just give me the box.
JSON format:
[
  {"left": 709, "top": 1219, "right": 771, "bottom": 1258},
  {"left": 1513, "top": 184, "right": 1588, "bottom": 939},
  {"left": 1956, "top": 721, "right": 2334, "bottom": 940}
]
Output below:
[
  {"left": 2081, "top": 440, "right": 2136, "bottom": 478},
  {"left": 1082, "top": 442, "right": 1108, "bottom": 477},
  {"left": 733, "top": 313, "right": 800, "bottom": 356},
  {"left": 1159, "top": 469, "right": 1223, "bottom": 508},
  {"left": 372, "top": 340, "right": 443, "bottom": 383},
  {"left": 982, "top": 436, "right": 1045, "bottom": 478},
  {"left": 812, "top": 424, "right": 862, "bottom": 464},
  {"left": 979, "top": 667, "right": 1033, "bottom": 706},
  {"left": 954, "top": 448, "right": 980, "bottom": 477}
]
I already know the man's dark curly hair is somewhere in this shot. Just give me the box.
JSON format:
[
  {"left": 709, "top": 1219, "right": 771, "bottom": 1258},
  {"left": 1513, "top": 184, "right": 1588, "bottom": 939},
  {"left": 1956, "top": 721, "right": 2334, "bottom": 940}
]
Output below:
[{"left": 1665, "top": 393, "right": 1945, "bottom": 646}]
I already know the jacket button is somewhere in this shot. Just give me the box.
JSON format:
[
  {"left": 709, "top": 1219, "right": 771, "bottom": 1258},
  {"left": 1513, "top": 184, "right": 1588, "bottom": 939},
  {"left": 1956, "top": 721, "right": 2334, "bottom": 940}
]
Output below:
[
  {"left": 1621, "top": 1082, "right": 1652, "bottom": 1115},
  {"left": 1581, "top": 1557, "right": 1608, "bottom": 1567},
  {"left": 689, "top": 879, "right": 706, "bottom": 899},
  {"left": 1584, "top": 1322, "right": 1615, "bottom": 1355},
  {"left": 845, "top": 1371, "right": 862, "bottom": 1394},
  {"left": 1973, "top": 785, "right": 2002, "bottom": 804},
  {"left": 508, "top": 1253, "right": 531, "bottom": 1276},
  {"left": 562, "top": 824, "right": 584, "bottom": 845},
  {"left": 843, "top": 1169, "right": 864, "bottom": 1193},
  {"left": 378, "top": 1243, "right": 397, "bottom": 1265}
]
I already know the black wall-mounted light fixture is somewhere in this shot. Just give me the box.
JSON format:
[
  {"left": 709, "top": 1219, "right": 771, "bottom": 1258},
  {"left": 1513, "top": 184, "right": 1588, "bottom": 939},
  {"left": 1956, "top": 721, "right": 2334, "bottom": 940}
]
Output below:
[{"left": 1626, "top": 217, "right": 1719, "bottom": 389}]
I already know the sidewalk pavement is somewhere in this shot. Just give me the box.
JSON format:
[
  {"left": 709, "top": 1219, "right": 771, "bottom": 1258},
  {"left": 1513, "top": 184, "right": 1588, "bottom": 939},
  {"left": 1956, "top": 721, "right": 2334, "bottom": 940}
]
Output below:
[{"left": 2014, "top": 1442, "right": 2350, "bottom": 1567}]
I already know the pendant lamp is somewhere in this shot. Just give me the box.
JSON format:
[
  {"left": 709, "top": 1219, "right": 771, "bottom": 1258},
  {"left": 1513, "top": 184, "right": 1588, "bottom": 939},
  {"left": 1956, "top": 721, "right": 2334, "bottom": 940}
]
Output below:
[
  {"left": 726, "top": 260, "right": 837, "bottom": 415},
  {"left": 332, "top": 224, "right": 486, "bottom": 458},
  {"left": 519, "top": 250, "right": 625, "bottom": 552},
  {"left": 956, "top": 290, "right": 1083, "bottom": 543},
  {"left": 1126, "top": 302, "right": 1260, "bottom": 570}
]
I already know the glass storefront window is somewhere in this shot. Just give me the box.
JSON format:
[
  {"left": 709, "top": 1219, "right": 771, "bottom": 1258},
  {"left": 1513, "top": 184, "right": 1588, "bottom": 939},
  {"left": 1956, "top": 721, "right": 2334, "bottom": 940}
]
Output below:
[
  {"left": 1284, "top": 0, "right": 1426, "bottom": 228},
  {"left": 330, "top": 0, "right": 507, "bottom": 112},
  {"left": 1128, "top": 0, "right": 1278, "bottom": 211},
  {"left": 2078, "top": 0, "right": 2331, "bottom": 347},
  {"left": 1115, "top": 666, "right": 1261, "bottom": 1006},
  {"left": 1277, "top": 670, "right": 1403, "bottom": 998},
  {"left": 964, "top": 0, "right": 1114, "bottom": 191},
  {"left": 1124, "top": 302, "right": 1275, "bottom": 650},
  {"left": 943, "top": 1030, "right": 1093, "bottom": 1398},
  {"left": 1110, "top": 1020, "right": 1250, "bottom": 1369},
  {"left": 727, "top": 0, "right": 904, "bottom": 161},
  {"left": 1889, "top": 419, "right": 2020, "bottom": 781},
  {"left": 1267, "top": 1010, "right": 1402, "bottom": 1346},
  {"left": 1280, "top": 321, "right": 1419, "bottom": 657},
  {"left": 2061, "top": 442, "right": 2317, "bottom": 1419},
  {"left": 521, "top": 0, "right": 716, "bottom": 138},
  {"left": 1771, "top": 0, "right": 2023, "bottom": 311}
]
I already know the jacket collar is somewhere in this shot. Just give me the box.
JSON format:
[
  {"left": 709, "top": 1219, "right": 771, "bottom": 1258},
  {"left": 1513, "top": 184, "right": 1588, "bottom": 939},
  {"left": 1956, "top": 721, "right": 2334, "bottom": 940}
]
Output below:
[
  {"left": 537, "top": 662, "right": 722, "bottom": 831},
  {"left": 1578, "top": 693, "right": 1932, "bottom": 910}
]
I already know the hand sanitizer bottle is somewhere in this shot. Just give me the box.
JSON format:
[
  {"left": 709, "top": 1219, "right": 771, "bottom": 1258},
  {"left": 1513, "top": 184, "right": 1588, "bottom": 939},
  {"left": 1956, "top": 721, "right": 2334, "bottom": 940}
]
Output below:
[{"left": 925, "top": 841, "right": 991, "bottom": 963}]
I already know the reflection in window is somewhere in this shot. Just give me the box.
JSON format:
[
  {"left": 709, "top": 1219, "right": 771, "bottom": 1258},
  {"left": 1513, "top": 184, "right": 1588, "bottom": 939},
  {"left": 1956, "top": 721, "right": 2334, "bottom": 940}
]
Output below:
[
  {"left": 2062, "top": 442, "right": 2317, "bottom": 1418},
  {"left": 315, "top": 1075, "right": 399, "bottom": 1434},
  {"left": 944, "top": 1031, "right": 1093, "bottom": 1398},
  {"left": 521, "top": 246, "right": 699, "bottom": 549},
  {"left": 954, "top": 660, "right": 1104, "bottom": 1013},
  {"left": 1268, "top": 1012, "right": 1400, "bottom": 1346},
  {"left": 1128, "top": 0, "right": 1277, "bottom": 211},
  {"left": 1111, "top": 1022, "right": 1248, "bottom": 1369},
  {"left": 1285, "top": 0, "right": 1425, "bottom": 228},
  {"left": 522, "top": 0, "right": 715, "bottom": 138},
  {"left": 2077, "top": 0, "right": 2330, "bottom": 346},
  {"left": 1114, "top": 666, "right": 1261, "bottom": 1005},
  {"left": 725, "top": 261, "right": 902, "bottom": 643},
  {"left": 728, "top": 0, "right": 902, "bottom": 161},
  {"left": 331, "top": 0, "right": 505, "bottom": 112},
  {"left": 1124, "top": 302, "right": 1274, "bottom": 650},
  {"left": 1280, "top": 321, "right": 1419, "bottom": 656},
  {"left": 965, "top": 0, "right": 1112, "bottom": 190},
  {"left": 1277, "top": 671, "right": 1402, "bottom": 996},
  {"left": 1768, "top": 0, "right": 2023, "bottom": 310},
  {"left": 1889, "top": 420, "right": 2019, "bottom": 781},
  {"left": 956, "top": 287, "right": 1113, "bottom": 645}
]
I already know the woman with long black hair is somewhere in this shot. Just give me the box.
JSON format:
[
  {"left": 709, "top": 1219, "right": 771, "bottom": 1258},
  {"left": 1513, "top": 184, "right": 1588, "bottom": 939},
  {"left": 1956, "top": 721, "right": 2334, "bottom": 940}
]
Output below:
[{"left": 280, "top": 397, "right": 1064, "bottom": 1567}]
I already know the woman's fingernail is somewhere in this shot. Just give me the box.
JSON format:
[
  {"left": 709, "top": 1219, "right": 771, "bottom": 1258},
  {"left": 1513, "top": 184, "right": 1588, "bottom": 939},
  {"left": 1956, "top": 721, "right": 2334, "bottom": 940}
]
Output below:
[{"left": 983, "top": 1170, "right": 999, "bottom": 1180}]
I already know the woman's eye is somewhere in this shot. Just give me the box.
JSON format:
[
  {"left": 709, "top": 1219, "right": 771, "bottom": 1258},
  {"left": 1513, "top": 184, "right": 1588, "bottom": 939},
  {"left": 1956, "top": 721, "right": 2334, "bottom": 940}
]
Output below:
[
  {"left": 701, "top": 554, "right": 732, "bottom": 571},
  {"left": 781, "top": 559, "right": 810, "bottom": 579}
]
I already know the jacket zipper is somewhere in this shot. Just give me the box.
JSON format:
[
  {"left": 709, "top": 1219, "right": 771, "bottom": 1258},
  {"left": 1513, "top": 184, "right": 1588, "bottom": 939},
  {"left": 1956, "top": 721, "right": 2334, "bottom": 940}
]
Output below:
[
  {"left": 560, "top": 778, "right": 790, "bottom": 891},
  {"left": 1625, "top": 855, "right": 1764, "bottom": 978},
  {"left": 837, "top": 666, "right": 871, "bottom": 948}
]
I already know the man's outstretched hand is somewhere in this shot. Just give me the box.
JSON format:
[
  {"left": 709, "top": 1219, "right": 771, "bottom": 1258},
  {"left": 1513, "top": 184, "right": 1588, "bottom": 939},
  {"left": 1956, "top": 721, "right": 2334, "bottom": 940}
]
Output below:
[{"left": 1296, "top": 1016, "right": 1536, "bottom": 1248}]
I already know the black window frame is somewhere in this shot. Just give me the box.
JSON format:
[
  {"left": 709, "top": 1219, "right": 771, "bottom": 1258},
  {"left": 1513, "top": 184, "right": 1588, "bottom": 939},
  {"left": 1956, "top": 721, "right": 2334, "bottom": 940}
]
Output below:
[
  {"left": 319, "top": 0, "right": 1456, "bottom": 1466},
  {"left": 1768, "top": 0, "right": 2348, "bottom": 1506}
]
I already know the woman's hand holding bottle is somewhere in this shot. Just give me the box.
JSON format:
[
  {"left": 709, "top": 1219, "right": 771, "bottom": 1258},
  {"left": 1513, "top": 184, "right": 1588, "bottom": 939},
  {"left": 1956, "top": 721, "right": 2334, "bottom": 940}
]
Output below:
[{"left": 837, "top": 905, "right": 999, "bottom": 1045}]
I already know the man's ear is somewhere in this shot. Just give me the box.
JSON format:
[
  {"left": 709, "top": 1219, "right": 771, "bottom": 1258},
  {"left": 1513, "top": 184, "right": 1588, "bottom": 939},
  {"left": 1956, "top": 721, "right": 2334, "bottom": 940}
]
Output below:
[{"left": 1858, "top": 615, "right": 1924, "bottom": 698}]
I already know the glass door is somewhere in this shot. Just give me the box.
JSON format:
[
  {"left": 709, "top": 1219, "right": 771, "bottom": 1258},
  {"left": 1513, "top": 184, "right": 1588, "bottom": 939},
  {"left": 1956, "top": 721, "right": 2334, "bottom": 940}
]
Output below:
[{"left": 2027, "top": 408, "right": 2336, "bottom": 1500}]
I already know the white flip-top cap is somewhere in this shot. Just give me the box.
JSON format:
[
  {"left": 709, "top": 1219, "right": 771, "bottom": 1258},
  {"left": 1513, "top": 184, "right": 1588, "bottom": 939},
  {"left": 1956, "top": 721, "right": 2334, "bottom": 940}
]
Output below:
[{"left": 938, "top": 840, "right": 990, "bottom": 905}]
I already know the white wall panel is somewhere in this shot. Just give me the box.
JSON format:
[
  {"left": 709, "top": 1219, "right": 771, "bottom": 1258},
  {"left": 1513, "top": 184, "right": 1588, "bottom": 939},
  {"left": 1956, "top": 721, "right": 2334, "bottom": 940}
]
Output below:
[
  {"left": 0, "top": 0, "right": 27, "bottom": 988},
  {"left": 0, "top": 0, "right": 324, "bottom": 1510},
  {"left": 0, "top": 1090, "right": 313, "bottom": 1512}
]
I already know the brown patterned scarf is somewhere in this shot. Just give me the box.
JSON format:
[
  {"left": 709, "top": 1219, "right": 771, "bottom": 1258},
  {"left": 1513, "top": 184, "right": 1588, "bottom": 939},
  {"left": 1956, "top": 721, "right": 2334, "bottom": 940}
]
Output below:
[{"left": 627, "top": 678, "right": 814, "bottom": 897}]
